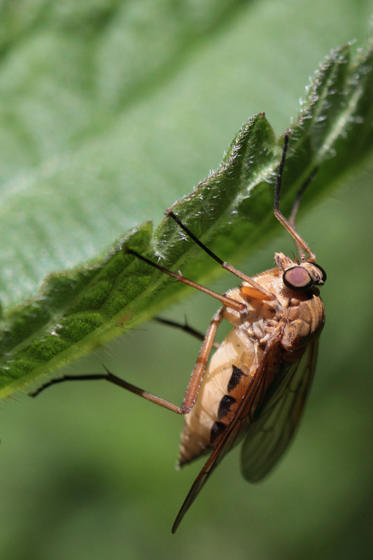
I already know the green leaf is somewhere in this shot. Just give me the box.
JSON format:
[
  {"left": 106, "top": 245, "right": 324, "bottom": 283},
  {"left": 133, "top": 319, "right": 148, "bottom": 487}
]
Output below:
[{"left": 0, "top": 41, "right": 373, "bottom": 399}]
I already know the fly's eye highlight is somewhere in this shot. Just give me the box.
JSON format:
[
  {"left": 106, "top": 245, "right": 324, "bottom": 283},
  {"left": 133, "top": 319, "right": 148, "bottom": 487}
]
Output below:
[{"left": 283, "top": 266, "right": 312, "bottom": 290}]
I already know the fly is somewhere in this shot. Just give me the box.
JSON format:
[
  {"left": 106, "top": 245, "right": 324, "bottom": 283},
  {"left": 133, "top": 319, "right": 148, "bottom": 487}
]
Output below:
[{"left": 32, "top": 131, "right": 326, "bottom": 533}]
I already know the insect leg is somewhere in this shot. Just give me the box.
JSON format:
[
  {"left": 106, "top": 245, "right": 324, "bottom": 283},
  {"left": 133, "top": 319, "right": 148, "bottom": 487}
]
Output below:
[
  {"left": 181, "top": 307, "right": 224, "bottom": 413},
  {"left": 31, "top": 369, "right": 185, "bottom": 414},
  {"left": 287, "top": 167, "right": 319, "bottom": 258},
  {"left": 288, "top": 167, "right": 318, "bottom": 228},
  {"left": 165, "top": 211, "right": 275, "bottom": 299},
  {"left": 125, "top": 248, "right": 245, "bottom": 311},
  {"left": 30, "top": 373, "right": 108, "bottom": 397},
  {"left": 32, "top": 309, "right": 223, "bottom": 415},
  {"left": 154, "top": 316, "right": 219, "bottom": 348},
  {"left": 273, "top": 132, "right": 316, "bottom": 262}
]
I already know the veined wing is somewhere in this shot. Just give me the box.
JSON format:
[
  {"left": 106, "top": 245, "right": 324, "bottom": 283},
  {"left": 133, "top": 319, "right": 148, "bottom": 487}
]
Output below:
[
  {"left": 171, "top": 335, "right": 282, "bottom": 533},
  {"left": 240, "top": 337, "right": 320, "bottom": 483}
]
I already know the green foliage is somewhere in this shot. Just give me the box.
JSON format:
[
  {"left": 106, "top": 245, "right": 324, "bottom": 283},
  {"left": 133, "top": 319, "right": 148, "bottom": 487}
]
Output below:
[{"left": 1, "top": 41, "right": 373, "bottom": 398}]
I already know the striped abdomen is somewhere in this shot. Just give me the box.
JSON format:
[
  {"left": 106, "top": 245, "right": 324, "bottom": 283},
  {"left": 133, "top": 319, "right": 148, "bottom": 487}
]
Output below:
[{"left": 178, "top": 327, "right": 263, "bottom": 466}]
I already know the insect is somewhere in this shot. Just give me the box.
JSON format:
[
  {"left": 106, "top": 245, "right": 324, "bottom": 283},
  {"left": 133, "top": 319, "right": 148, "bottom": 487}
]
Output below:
[{"left": 32, "top": 132, "right": 326, "bottom": 532}]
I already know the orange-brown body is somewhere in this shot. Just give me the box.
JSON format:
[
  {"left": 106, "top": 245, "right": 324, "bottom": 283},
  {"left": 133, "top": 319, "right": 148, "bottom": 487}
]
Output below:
[{"left": 179, "top": 256, "right": 325, "bottom": 467}]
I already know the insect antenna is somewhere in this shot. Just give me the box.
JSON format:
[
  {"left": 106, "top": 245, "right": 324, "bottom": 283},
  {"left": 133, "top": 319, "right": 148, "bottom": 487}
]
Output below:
[{"left": 273, "top": 132, "right": 317, "bottom": 262}]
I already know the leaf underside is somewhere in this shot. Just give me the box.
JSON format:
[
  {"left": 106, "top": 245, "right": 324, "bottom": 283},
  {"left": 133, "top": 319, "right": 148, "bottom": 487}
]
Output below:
[{"left": 1, "top": 43, "right": 373, "bottom": 398}]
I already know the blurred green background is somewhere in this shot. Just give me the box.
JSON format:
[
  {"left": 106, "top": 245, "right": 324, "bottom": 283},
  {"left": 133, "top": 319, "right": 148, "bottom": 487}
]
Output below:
[{"left": 1, "top": 1, "right": 373, "bottom": 559}]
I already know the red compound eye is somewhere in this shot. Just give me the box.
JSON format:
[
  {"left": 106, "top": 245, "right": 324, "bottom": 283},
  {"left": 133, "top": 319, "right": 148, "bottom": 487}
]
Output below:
[{"left": 283, "top": 266, "right": 312, "bottom": 290}]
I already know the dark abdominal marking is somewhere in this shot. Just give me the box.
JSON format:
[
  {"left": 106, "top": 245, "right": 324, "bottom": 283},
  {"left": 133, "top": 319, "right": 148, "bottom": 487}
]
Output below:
[
  {"left": 228, "top": 365, "right": 245, "bottom": 392},
  {"left": 218, "top": 395, "right": 236, "bottom": 419},
  {"left": 210, "top": 421, "right": 226, "bottom": 444}
]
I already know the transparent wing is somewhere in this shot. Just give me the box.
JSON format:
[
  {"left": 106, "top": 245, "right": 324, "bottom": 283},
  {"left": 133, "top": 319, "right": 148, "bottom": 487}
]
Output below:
[
  {"left": 171, "top": 336, "right": 282, "bottom": 533},
  {"left": 240, "top": 337, "right": 319, "bottom": 483}
]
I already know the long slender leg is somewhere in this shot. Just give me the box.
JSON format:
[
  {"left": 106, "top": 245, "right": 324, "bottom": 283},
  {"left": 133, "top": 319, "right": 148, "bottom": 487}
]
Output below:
[
  {"left": 288, "top": 167, "right": 318, "bottom": 228},
  {"left": 30, "top": 371, "right": 183, "bottom": 413},
  {"left": 31, "top": 308, "right": 224, "bottom": 415},
  {"left": 181, "top": 307, "right": 224, "bottom": 412},
  {"left": 125, "top": 248, "right": 245, "bottom": 311},
  {"left": 30, "top": 374, "right": 107, "bottom": 398},
  {"left": 165, "top": 211, "right": 275, "bottom": 300},
  {"left": 154, "top": 316, "right": 219, "bottom": 348},
  {"left": 288, "top": 167, "right": 318, "bottom": 258},
  {"left": 273, "top": 132, "right": 316, "bottom": 262}
]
